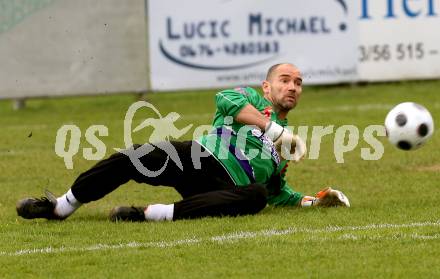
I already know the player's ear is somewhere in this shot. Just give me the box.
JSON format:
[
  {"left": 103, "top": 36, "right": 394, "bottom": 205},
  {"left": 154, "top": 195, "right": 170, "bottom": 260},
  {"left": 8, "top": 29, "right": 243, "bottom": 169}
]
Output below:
[{"left": 262, "top": 80, "right": 270, "bottom": 95}]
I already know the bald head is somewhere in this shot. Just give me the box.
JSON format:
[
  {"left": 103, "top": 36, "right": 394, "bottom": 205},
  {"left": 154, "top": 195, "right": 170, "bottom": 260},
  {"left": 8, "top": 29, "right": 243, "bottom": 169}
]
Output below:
[
  {"left": 265, "top": 63, "right": 300, "bottom": 82},
  {"left": 262, "top": 63, "right": 303, "bottom": 118}
]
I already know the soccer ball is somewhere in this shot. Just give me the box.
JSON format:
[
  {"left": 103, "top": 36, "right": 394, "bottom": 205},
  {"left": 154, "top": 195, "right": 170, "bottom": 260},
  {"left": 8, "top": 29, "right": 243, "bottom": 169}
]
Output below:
[{"left": 384, "top": 102, "right": 434, "bottom": 150}]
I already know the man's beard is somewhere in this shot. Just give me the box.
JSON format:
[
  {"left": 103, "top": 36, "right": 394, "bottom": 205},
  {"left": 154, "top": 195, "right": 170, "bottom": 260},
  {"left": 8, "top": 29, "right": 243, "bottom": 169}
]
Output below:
[{"left": 280, "top": 100, "right": 296, "bottom": 111}]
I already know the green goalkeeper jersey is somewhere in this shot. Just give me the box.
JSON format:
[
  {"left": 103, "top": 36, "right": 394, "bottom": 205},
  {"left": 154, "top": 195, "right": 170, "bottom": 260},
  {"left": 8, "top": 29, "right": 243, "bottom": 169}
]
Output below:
[{"left": 197, "top": 86, "right": 303, "bottom": 206}]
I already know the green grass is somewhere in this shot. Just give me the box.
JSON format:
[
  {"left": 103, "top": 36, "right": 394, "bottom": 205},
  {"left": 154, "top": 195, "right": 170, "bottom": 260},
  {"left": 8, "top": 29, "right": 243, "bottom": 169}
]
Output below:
[{"left": 0, "top": 80, "right": 439, "bottom": 278}]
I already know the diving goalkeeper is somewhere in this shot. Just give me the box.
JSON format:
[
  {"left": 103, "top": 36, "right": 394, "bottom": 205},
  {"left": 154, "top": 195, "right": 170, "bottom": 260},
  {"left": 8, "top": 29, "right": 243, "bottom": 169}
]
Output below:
[{"left": 16, "top": 63, "right": 350, "bottom": 222}]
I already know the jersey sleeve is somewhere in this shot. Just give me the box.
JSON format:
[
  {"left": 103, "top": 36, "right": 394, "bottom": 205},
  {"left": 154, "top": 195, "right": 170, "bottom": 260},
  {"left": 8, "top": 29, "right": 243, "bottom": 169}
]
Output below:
[
  {"left": 267, "top": 179, "right": 303, "bottom": 206},
  {"left": 215, "top": 87, "right": 261, "bottom": 118},
  {"left": 266, "top": 162, "right": 303, "bottom": 206}
]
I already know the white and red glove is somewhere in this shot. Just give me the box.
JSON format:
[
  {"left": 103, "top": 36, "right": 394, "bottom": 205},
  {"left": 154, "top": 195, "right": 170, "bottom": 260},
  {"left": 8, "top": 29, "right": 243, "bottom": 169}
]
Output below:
[{"left": 264, "top": 121, "right": 307, "bottom": 162}]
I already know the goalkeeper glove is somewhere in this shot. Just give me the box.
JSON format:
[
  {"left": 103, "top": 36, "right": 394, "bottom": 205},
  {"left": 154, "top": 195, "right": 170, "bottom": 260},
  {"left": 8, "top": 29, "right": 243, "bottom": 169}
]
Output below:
[{"left": 264, "top": 121, "right": 306, "bottom": 162}]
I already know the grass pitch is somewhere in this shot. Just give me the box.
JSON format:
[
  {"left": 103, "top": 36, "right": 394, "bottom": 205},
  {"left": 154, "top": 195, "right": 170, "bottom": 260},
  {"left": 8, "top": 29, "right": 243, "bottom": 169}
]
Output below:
[{"left": 0, "top": 80, "right": 439, "bottom": 278}]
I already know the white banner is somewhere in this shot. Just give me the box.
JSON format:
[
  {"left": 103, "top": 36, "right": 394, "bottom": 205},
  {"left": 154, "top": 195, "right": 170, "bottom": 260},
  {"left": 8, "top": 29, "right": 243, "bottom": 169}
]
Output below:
[
  {"left": 148, "top": 0, "right": 359, "bottom": 91},
  {"left": 0, "top": 0, "right": 148, "bottom": 99},
  {"left": 358, "top": 0, "right": 440, "bottom": 81},
  {"left": 4, "top": 1, "right": 438, "bottom": 98}
]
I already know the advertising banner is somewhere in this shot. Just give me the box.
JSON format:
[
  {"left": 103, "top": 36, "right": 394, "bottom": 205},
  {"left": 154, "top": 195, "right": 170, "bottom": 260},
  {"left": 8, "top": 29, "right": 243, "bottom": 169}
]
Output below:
[
  {"left": 358, "top": 0, "right": 440, "bottom": 81},
  {"left": 148, "top": 0, "right": 359, "bottom": 91}
]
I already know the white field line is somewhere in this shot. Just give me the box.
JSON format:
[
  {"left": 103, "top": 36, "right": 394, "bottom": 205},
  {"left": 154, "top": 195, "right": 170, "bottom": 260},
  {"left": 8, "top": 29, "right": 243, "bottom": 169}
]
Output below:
[
  {"left": 301, "top": 103, "right": 394, "bottom": 113},
  {"left": 183, "top": 104, "right": 388, "bottom": 121},
  {"left": 1, "top": 220, "right": 439, "bottom": 257},
  {"left": 301, "top": 103, "right": 440, "bottom": 115},
  {"left": 182, "top": 103, "right": 440, "bottom": 120}
]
